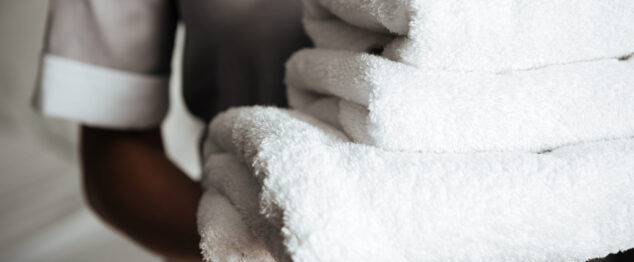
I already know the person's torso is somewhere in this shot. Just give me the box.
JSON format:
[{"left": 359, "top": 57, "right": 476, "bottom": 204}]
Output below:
[{"left": 177, "top": 0, "right": 310, "bottom": 122}]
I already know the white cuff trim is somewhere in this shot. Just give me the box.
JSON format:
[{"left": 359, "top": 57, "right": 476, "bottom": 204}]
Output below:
[{"left": 34, "top": 54, "right": 170, "bottom": 129}]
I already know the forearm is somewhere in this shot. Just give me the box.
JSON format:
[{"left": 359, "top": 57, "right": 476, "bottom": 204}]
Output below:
[{"left": 80, "top": 126, "right": 202, "bottom": 261}]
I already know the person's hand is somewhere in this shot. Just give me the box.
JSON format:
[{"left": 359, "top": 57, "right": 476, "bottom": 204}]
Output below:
[{"left": 81, "top": 126, "right": 203, "bottom": 261}]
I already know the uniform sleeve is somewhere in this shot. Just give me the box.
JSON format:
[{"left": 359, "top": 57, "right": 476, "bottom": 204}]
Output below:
[{"left": 33, "top": 0, "right": 178, "bottom": 129}]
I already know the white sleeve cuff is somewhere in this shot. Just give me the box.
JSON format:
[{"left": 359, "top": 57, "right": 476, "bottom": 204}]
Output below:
[{"left": 33, "top": 54, "right": 170, "bottom": 129}]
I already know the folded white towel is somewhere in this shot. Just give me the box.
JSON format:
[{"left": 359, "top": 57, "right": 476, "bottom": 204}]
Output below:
[
  {"left": 201, "top": 153, "right": 291, "bottom": 262},
  {"left": 196, "top": 187, "right": 276, "bottom": 262},
  {"left": 286, "top": 49, "right": 634, "bottom": 152},
  {"left": 303, "top": 0, "right": 634, "bottom": 72},
  {"left": 200, "top": 106, "right": 634, "bottom": 262}
]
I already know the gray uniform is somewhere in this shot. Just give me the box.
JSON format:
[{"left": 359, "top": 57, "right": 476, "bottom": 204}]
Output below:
[{"left": 35, "top": 0, "right": 309, "bottom": 128}]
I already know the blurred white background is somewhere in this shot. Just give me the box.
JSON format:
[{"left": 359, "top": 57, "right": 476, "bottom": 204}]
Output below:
[{"left": 0, "top": 1, "right": 204, "bottom": 261}]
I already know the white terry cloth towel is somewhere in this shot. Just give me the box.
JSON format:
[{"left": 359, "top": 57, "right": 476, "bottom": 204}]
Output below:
[
  {"left": 200, "top": 153, "right": 292, "bottom": 262},
  {"left": 199, "top": 106, "right": 634, "bottom": 262},
  {"left": 196, "top": 186, "right": 277, "bottom": 262},
  {"left": 302, "top": 0, "right": 634, "bottom": 72},
  {"left": 286, "top": 49, "right": 634, "bottom": 153}
]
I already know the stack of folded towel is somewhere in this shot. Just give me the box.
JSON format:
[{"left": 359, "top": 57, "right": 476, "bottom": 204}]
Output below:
[
  {"left": 288, "top": 0, "right": 634, "bottom": 152},
  {"left": 197, "top": 0, "right": 634, "bottom": 261}
]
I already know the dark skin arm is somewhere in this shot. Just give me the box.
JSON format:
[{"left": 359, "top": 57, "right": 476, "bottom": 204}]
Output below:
[
  {"left": 80, "top": 126, "right": 203, "bottom": 261},
  {"left": 46, "top": 1, "right": 201, "bottom": 260}
]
